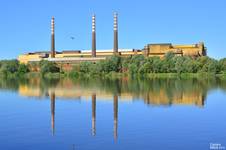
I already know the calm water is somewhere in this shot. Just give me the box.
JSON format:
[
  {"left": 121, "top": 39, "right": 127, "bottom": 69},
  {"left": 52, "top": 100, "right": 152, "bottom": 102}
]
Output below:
[{"left": 0, "top": 77, "right": 226, "bottom": 150}]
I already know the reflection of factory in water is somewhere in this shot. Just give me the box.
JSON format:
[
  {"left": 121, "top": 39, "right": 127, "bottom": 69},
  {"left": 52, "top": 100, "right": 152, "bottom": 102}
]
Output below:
[
  {"left": 18, "top": 79, "right": 206, "bottom": 107},
  {"left": 35, "top": 88, "right": 204, "bottom": 138},
  {"left": 16, "top": 78, "right": 207, "bottom": 137},
  {"left": 18, "top": 12, "right": 207, "bottom": 69},
  {"left": 49, "top": 91, "right": 118, "bottom": 139}
]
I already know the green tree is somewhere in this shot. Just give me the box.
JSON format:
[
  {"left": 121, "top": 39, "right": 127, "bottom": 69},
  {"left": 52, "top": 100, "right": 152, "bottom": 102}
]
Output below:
[
  {"left": 18, "top": 64, "right": 29, "bottom": 74},
  {"left": 121, "top": 57, "right": 131, "bottom": 72},
  {"left": 129, "top": 64, "right": 138, "bottom": 74},
  {"left": 152, "top": 57, "right": 162, "bottom": 73},
  {"left": 80, "top": 62, "right": 92, "bottom": 73},
  {"left": 219, "top": 58, "right": 226, "bottom": 73},
  {"left": 97, "top": 56, "right": 122, "bottom": 73},
  {"left": 39, "top": 60, "right": 60, "bottom": 75},
  {"left": 138, "top": 62, "right": 151, "bottom": 74},
  {"left": 174, "top": 56, "right": 184, "bottom": 73},
  {"left": 130, "top": 55, "right": 145, "bottom": 66}
]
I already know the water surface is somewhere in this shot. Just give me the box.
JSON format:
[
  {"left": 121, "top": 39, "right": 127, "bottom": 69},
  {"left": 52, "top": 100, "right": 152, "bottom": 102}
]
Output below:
[{"left": 0, "top": 77, "right": 226, "bottom": 150}]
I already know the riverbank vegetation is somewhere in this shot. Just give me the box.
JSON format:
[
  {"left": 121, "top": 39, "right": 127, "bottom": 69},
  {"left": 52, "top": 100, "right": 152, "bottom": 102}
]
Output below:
[{"left": 1, "top": 53, "right": 226, "bottom": 79}]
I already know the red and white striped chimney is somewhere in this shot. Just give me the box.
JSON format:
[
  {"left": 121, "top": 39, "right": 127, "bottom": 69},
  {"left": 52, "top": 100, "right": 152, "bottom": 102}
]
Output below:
[
  {"left": 113, "top": 12, "right": 118, "bottom": 54},
  {"left": 51, "top": 17, "right": 55, "bottom": 58}
]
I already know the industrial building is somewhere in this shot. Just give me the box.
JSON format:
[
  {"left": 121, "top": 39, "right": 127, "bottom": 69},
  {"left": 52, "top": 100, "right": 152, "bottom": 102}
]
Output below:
[
  {"left": 18, "top": 13, "right": 207, "bottom": 64},
  {"left": 143, "top": 42, "right": 206, "bottom": 57}
]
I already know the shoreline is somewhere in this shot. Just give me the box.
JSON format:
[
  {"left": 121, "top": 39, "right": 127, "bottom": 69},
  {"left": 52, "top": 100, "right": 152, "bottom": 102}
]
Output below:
[{"left": 1, "top": 72, "right": 226, "bottom": 80}]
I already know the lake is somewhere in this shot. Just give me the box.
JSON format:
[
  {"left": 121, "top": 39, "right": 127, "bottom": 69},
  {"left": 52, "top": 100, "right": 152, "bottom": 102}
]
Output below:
[{"left": 0, "top": 77, "right": 226, "bottom": 150}]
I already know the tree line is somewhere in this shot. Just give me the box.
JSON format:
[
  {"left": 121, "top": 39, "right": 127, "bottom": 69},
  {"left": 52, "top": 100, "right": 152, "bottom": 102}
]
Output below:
[
  {"left": 1, "top": 52, "right": 226, "bottom": 77},
  {"left": 75, "top": 53, "right": 226, "bottom": 75}
]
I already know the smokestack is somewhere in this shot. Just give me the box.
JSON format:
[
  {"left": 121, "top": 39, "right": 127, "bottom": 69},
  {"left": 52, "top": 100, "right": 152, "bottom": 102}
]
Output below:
[
  {"left": 92, "top": 14, "right": 96, "bottom": 57},
  {"left": 51, "top": 17, "right": 55, "bottom": 58},
  {"left": 113, "top": 12, "right": 118, "bottom": 54},
  {"left": 91, "top": 93, "right": 96, "bottom": 136},
  {"left": 113, "top": 95, "right": 118, "bottom": 140},
  {"left": 50, "top": 92, "right": 55, "bottom": 136}
]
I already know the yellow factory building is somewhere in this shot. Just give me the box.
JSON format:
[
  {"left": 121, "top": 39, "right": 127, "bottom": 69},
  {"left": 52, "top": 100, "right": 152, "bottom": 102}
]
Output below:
[
  {"left": 18, "top": 49, "right": 142, "bottom": 64},
  {"left": 18, "top": 42, "right": 207, "bottom": 64},
  {"left": 143, "top": 42, "right": 206, "bottom": 57}
]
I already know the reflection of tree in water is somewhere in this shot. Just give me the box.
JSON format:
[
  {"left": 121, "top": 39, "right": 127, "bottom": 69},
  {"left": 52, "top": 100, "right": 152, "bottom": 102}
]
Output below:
[
  {"left": 0, "top": 77, "right": 21, "bottom": 91},
  {"left": 39, "top": 77, "right": 60, "bottom": 96},
  {"left": 0, "top": 76, "right": 226, "bottom": 106},
  {"left": 70, "top": 77, "right": 226, "bottom": 106}
]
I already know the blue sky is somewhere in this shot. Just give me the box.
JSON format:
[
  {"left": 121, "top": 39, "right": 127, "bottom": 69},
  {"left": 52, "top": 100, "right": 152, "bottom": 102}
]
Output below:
[{"left": 0, "top": 0, "right": 225, "bottom": 59}]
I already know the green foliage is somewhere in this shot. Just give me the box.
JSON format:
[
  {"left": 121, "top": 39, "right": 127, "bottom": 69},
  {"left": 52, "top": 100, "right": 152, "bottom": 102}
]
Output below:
[
  {"left": 2, "top": 53, "right": 226, "bottom": 79},
  {"left": 39, "top": 60, "right": 60, "bottom": 75},
  {"left": 18, "top": 64, "right": 29, "bottom": 74},
  {"left": 0, "top": 60, "right": 25, "bottom": 77},
  {"left": 121, "top": 56, "right": 131, "bottom": 72},
  {"left": 138, "top": 62, "right": 151, "bottom": 74},
  {"left": 69, "top": 70, "right": 79, "bottom": 78},
  {"left": 150, "top": 57, "right": 162, "bottom": 73},
  {"left": 80, "top": 62, "right": 93, "bottom": 73},
  {"left": 0, "top": 60, "right": 19, "bottom": 73},
  {"left": 130, "top": 55, "right": 145, "bottom": 66},
  {"left": 97, "top": 55, "right": 122, "bottom": 73},
  {"left": 165, "top": 52, "right": 175, "bottom": 60},
  {"left": 128, "top": 64, "right": 138, "bottom": 74},
  {"left": 219, "top": 58, "right": 226, "bottom": 72},
  {"left": 174, "top": 56, "right": 184, "bottom": 73}
]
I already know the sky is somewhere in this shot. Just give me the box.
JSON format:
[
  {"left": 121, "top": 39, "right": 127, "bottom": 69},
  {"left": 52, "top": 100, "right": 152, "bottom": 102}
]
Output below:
[{"left": 0, "top": 0, "right": 226, "bottom": 59}]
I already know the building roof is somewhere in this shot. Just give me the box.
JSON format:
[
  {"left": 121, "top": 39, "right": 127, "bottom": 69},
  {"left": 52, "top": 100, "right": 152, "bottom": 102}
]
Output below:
[{"left": 148, "top": 43, "right": 172, "bottom": 46}]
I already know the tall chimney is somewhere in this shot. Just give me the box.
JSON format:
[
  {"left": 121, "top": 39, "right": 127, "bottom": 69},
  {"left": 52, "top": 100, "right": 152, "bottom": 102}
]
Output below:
[
  {"left": 113, "top": 95, "right": 118, "bottom": 140},
  {"left": 113, "top": 12, "right": 118, "bottom": 54},
  {"left": 51, "top": 17, "right": 55, "bottom": 58},
  {"left": 91, "top": 93, "right": 96, "bottom": 136},
  {"left": 92, "top": 14, "right": 96, "bottom": 57},
  {"left": 50, "top": 92, "right": 55, "bottom": 136}
]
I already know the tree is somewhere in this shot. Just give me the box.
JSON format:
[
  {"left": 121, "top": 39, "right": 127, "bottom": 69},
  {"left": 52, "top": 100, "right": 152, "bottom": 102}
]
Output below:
[
  {"left": 129, "top": 64, "right": 138, "bottom": 74},
  {"left": 121, "top": 57, "right": 131, "bottom": 72},
  {"left": 130, "top": 55, "right": 145, "bottom": 67},
  {"left": 18, "top": 64, "right": 29, "bottom": 74},
  {"left": 80, "top": 62, "right": 92, "bottom": 73},
  {"left": 174, "top": 56, "right": 184, "bottom": 73},
  {"left": 97, "top": 56, "right": 122, "bottom": 73},
  {"left": 219, "top": 58, "right": 226, "bottom": 73},
  {"left": 138, "top": 62, "right": 151, "bottom": 74},
  {"left": 164, "top": 52, "right": 175, "bottom": 61},
  {"left": 0, "top": 60, "right": 19, "bottom": 76},
  {"left": 152, "top": 57, "right": 162, "bottom": 73},
  {"left": 39, "top": 60, "right": 60, "bottom": 75}
]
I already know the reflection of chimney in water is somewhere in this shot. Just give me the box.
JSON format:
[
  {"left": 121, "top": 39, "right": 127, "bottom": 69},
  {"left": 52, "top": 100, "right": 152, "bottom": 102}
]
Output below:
[
  {"left": 92, "top": 93, "right": 96, "bottom": 136},
  {"left": 50, "top": 92, "right": 55, "bottom": 136},
  {"left": 113, "top": 95, "right": 118, "bottom": 140}
]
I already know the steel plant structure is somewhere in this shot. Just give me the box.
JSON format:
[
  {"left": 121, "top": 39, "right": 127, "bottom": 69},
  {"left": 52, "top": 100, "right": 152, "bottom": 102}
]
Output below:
[{"left": 18, "top": 13, "right": 207, "bottom": 65}]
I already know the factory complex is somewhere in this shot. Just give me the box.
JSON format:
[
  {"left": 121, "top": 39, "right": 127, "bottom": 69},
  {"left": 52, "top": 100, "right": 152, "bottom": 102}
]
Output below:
[{"left": 18, "top": 13, "right": 207, "bottom": 65}]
